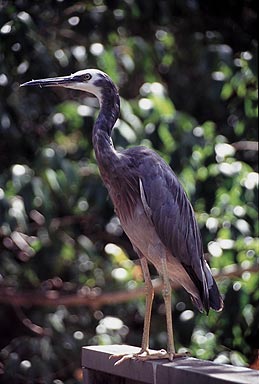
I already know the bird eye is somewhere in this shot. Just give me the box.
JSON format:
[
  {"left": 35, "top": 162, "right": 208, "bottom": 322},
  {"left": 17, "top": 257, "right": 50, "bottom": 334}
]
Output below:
[{"left": 84, "top": 73, "right": 92, "bottom": 81}]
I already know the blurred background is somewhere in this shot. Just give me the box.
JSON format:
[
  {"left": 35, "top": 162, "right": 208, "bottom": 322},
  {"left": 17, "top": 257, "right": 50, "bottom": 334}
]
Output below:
[{"left": 0, "top": 0, "right": 258, "bottom": 383}]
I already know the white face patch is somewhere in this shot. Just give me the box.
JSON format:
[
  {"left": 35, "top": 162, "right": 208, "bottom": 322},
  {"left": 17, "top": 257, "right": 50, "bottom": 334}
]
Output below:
[
  {"left": 63, "top": 69, "right": 105, "bottom": 104},
  {"left": 64, "top": 81, "right": 102, "bottom": 101},
  {"left": 73, "top": 68, "right": 107, "bottom": 78}
]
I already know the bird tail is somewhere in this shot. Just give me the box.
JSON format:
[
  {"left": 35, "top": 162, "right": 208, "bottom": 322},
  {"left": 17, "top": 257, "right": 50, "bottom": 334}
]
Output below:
[
  {"left": 189, "top": 261, "right": 224, "bottom": 313},
  {"left": 181, "top": 259, "right": 223, "bottom": 313},
  {"left": 204, "top": 260, "right": 224, "bottom": 312},
  {"left": 190, "top": 277, "right": 223, "bottom": 313},
  {"left": 208, "top": 277, "right": 224, "bottom": 311}
]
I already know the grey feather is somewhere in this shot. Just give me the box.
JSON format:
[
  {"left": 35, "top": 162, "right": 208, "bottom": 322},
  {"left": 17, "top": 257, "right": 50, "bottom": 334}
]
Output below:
[{"left": 119, "top": 146, "right": 223, "bottom": 312}]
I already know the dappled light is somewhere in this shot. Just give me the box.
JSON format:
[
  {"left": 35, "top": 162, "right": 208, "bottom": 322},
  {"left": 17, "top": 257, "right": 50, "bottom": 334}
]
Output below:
[{"left": 0, "top": 1, "right": 258, "bottom": 383}]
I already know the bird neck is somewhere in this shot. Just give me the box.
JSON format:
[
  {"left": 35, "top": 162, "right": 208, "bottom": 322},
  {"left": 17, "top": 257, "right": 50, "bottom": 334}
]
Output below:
[{"left": 92, "top": 86, "right": 120, "bottom": 177}]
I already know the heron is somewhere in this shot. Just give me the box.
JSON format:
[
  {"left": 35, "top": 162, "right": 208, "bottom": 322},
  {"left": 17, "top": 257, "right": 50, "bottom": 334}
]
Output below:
[{"left": 21, "top": 69, "right": 223, "bottom": 364}]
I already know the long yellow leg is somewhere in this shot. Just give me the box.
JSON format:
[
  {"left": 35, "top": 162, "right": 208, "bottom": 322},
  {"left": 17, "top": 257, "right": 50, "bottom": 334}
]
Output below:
[
  {"left": 160, "top": 255, "right": 175, "bottom": 359},
  {"left": 111, "top": 250, "right": 189, "bottom": 364},
  {"left": 110, "top": 252, "right": 155, "bottom": 364},
  {"left": 139, "top": 256, "right": 154, "bottom": 352},
  {"left": 132, "top": 255, "right": 189, "bottom": 362}
]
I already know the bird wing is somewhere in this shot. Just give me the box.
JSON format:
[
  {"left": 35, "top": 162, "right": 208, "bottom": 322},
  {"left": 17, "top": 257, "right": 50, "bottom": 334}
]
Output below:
[{"left": 137, "top": 149, "right": 210, "bottom": 310}]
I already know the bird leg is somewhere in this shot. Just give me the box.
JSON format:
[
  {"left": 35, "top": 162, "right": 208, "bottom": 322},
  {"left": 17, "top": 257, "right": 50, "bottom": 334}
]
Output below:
[
  {"left": 126, "top": 254, "right": 189, "bottom": 362},
  {"left": 161, "top": 254, "right": 175, "bottom": 359},
  {"left": 110, "top": 255, "right": 155, "bottom": 365},
  {"left": 139, "top": 256, "right": 154, "bottom": 353},
  {"left": 160, "top": 254, "right": 189, "bottom": 360},
  {"left": 111, "top": 252, "right": 189, "bottom": 365}
]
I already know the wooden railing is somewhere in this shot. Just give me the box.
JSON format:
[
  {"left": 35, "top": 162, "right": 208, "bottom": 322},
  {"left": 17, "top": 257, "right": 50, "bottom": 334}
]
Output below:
[{"left": 82, "top": 344, "right": 258, "bottom": 384}]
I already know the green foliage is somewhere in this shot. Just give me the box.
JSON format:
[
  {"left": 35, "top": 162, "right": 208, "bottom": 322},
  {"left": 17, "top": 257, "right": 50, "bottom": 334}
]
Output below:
[{"left": 0, "top": 1, "right": 258, "bottom": 383}]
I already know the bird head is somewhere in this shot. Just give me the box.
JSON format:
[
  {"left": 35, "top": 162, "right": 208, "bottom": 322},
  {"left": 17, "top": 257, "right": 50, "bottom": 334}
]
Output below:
[{"left": 20, "top": 69, "right": 114, "bottom": 104}]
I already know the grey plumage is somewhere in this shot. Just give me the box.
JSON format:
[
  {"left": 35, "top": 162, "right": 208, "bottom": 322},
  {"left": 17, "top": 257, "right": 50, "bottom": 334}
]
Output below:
[
  {"left": 102, "top": 144, "right": 222, "bottom": 313},
  {"left": 21, "top": 68, "right": 223, "bottom": 362}
]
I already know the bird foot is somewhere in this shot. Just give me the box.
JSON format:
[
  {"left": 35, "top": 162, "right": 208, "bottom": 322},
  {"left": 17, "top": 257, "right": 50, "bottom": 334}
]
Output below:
[{"left": 110, "top": 348, "right": 190, "bottom": 365}]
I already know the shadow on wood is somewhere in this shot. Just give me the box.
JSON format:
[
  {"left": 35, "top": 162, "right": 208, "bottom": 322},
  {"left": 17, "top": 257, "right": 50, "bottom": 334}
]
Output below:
[{"left": 82, "top": 345, "right": 259, "bottom": 384}]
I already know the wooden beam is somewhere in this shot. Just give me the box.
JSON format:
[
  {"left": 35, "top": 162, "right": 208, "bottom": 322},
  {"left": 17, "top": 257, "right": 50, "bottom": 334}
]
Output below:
[
  {"left": 82, "top": 345, "right": 259, "bottom": 384},
  {"left": 0, "top": 264, "right": 257, "bottom": 308}
]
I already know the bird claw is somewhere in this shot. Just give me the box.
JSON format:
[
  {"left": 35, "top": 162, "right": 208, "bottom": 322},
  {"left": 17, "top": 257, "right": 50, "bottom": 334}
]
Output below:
[
  {"left": 110, "top": 348, "right": 190, "bottom": 365},
  {"left": 110, "top": 353, "right": 136, "bottom": 366},
  {"left": 109, "top": 348, "right": 151, "bottom": 365}
]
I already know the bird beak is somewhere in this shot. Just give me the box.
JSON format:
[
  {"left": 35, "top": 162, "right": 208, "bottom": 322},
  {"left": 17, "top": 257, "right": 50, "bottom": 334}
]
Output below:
[{"left": 20, "top": 74, "right": 76, "bottom": 88}]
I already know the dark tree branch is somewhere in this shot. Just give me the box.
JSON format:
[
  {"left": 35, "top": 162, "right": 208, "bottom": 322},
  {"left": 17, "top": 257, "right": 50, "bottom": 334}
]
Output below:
[
  {"left": 0, "top": 264, "right": 258, "bottom": 309},
  {"left": 13, "top": 305, "right": 49, "bottom": 336}
]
